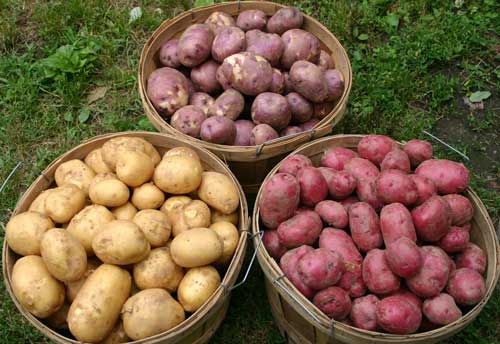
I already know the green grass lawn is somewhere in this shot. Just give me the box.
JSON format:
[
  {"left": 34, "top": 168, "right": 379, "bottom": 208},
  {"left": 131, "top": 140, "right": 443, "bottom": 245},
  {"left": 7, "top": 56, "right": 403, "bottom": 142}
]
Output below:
[{"left": 1, "top": 0, "right": 499, "bottom": 343}]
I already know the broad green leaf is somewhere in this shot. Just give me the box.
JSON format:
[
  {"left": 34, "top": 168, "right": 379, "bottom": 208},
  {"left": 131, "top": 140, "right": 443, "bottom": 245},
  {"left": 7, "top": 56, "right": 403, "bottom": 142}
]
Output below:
[
  {"left": 469, "top": 91, "right": 491, "bottom": 103},
  {"left": 78, "top": 109, "right": 91, "bottom": 123},
  {"left": 64, "top": 112, "right": 73, "bottom": 122},
  {"left": 358, "top": 34, "right": 369, "bottom": 41},
  {"left": 385, "top": 13, "right": 400, "bottom": 28},
  {"left": 129, "top": 7, "right": 143, "bottom": 23}
]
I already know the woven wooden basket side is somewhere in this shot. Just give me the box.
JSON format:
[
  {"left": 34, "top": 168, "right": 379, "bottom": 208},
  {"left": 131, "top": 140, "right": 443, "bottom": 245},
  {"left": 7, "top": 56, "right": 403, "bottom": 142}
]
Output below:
[{"left": 2, "top": 131, "right": 249, "bottom": 344}]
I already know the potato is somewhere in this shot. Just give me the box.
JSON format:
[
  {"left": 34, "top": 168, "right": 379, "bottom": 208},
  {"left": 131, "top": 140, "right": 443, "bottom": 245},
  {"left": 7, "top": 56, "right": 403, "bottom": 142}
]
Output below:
[
  {"left": 259, "top": 172, "right": 300, "bottom": 228},
  {"left": 313, "top": 286, "right": 351, "bottom": 320},
  {"left": 415, "top": 159, "right": 470, "bottom": 194},
  {"left": 409, "top": 174, "right": 437, "bottom": 205},
  {"left": 210, "top": 221, "right": 239, "bottom": 264},
  {"left": 403, "top": 139, "right": 433, "bottom": 167},
  {"left": 198, "top": 171, "right": 240, "bottom": 215},
  {"left": 357, "top": 135, "right": 398, "bottom": 166},
  {"left": 170, "top": 227, "right": 223, "bottom": 268},
  {"left": 321, "top": 147, "right": 357, "bottom": 171},
  {"left": 376, "top": 295, "right": 422, "bottom": 334},
  {"left": 339, "top": 196, "right": 360, "bottom": 212},
  {"left": 289, "top": 60, "right": 327, "bottom": 103},
  {"left": 208, "top": 88, "right": 244, "bottom": 120},
  {"left": 147, "top": 67, "right": 190, "bottom": 115},
  {"left": 6, "top": 211, "right": 54, "bottom": 256},
  {"left": 189, "top": 92, "right": 214, "bottom": 116},
  {"left": 443, "top": 194, "right": 473, "bottom": 226},
  {"left": 385, "top": 237, "right": 422, "bottom": 278},
  {"left": 101, "top": 137, "right": 160, "bottom": 171},
  {"left": 154, "top": 154, "right": 202, "bottom": 194},
  {"left": 159, "top": 39, "right": 180, "bottom": 68},
  {"left": 111, "top": 202, "right": 137, "bottom": 221},
  {"left": 423, "top": 293, "right": 462, "bottom": 325},
  {"left": 296, "top": 167, "right": 328, "bottom": 206},
  {"left": 280, "top": 245, "right": 315, "bottom": 298},
  {"left": 283, "top": 71, "right": 294, "bottom": 93},
  {"left": 237, "top": 9, "right": 267, "bottom": 31},
  {"left": 362, "top": 249, "right": 400, "bottom": 295},
  {"left": 350, "top": 294, "right": 379, "bottom": 331},
  {"left": 344, "top": 157, "right": 380, "bottom": 182},
  {"left": 390, "top": 288, "right": 422, "bottom": 310},
  {"left": 212, "top": 26, "right": 246, "bottom": 63},
  {"left": 298, "top": 248, "right": 344, "bottom": 290},
  {"left": 84, "top": 148, "right": 112, "bottom": 174},
  {"left": 406, "top": 246, "right": 450, "bottom": 298},
  {"left": 55, "top": 159, "right": 95, "bottom": 194},
  {"left": 277, "top": 210, "right": 322, "bottom": 248},
  {"left": 172, "top": 199, "right": 211, "bottom": 237},
  {"left": 317, "top": 50, "right": 335, "bottom": 71},
  {"left": 263, "top": 230, "right": 287, "bottom": 260},
  {"left": 11, "top": 255, "right": 65, "bottom": 318},
  {"left": 216, "top": 65, "right": 231, "bottom": 90},
  {"left": 116, "top": 150, "right": 154, "bottom": 187},
  {"left": 315, "top": 200, "right": 348, "bottom": 228},
  {"left": 356, "top": 179, "right": 384, "bottom": 211},
  {"left": 456, "top": 243, "right": 487, "bottom": 274},
  {"left": 250, "top": 124, "right": 279, "bottom": 145},
  {"left": 447, "top": 268, "right": 485, "bottom": 306},
  {"left": 278, "top": 154, "right": 313, "bottom": 176},
  {"left": 133, "top": 210, "right": 171, "bottom": 247},
  {"left": 218, "top": 52, "right": 273, "bottom": 95},
  {"left": 380, "top": 149, "right": 411, "bottom": 173},
  {"left": 65, "top": 258, "right": 101, "bottom": 303},
  {"left": 324, "top": 69, "right": 344, "bottom": 102},
  {"left": 246, "top": 30, "right": 284, "bottom": 67},
  {"left": 190, "top": 60, "right": 221, "bottom": 94},
  {"left": 349, "top": 202, "right": 383, "bottom": 253},
  {"left": 178, "top": 266, "right": 221, "bottom": 312},
  {"left": 412, "top": 195, "right": 451, "bottom": 242},
  {"left": 200, "top": 116, "right": 237, "bottom": 144},
  {"left": 133, "top": 247, "right": 184, "bottom": 292},
  {"left": 45, "top": 184, "right": 86, "bottom": 223},
  {"left": 380, "top": 203, "right": 417, "bottom": 246},
  {"left": 100, "top": 321, "right": 130, "bottom": 344},
  {"left": 177, "top": 24, "right": 214, "bottom": 67},
  {"left": 233, "top": 119, "right": 255, "bottom": 146},
  {"left": 28, "top": 189, "right": 53, "bottom": 215},
  {"left": 282, "top": 29, "right": 320, "bottom": 69},
  {"left": 251, "top": 92, "right": 291, "bottom": 130},
  {"left": 438, "top": 226, "right": 470, "bottom": 253},
  {"left": 170, "top": 105, "right": 206, "bottom": 138},
  {"left": 161, "top": 195, "right": 192, "bottom": 222},
  {"left": 313, "top": 102, "right": 334, "bottom": 120},
  {"left": 376, "top": 169, "right": 418, "bottom": 205},
  {"left": 205, "top": 11, "right": 236, "bottom": 34},
  {"left": 211, "top": 209, "right": 238, "bottom": 225},
  {"left": 93, "top": 220, "right": 151, "bottom": 265},
  {"left": 319, "top": 228, "right": 363, "bottom": 268},
  {"left": 286, "top": 92, "right": 314, "bottom": 124},
  {"left": 163, "top": 146, "right": 201, "bottom": 161},
  {"left": 267, "top": 7, "right": 303, "bottom": 35},
  {"left": 299, "top": 118, "right": 320, "bottom": 131},
  {"left": 45, "top": 302, "right": 70, "bottom": 330},
  {"left": 319, "top": 169, "right": 357, "bottom": 200}
]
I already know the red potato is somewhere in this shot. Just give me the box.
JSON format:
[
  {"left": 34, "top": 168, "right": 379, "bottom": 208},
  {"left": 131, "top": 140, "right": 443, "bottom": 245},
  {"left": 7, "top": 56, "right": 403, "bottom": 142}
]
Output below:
[
  {"left": 299, "top": 118, "right": 320, "bottom": 131},
  {"left": 406, "top": 246, "right": 450, "bottom": 298},
  {"left": 200, "top": 116, "right": 236, "bottom": 144},
  {"left": 314, "top": 200, "right": 348, "bottom": 228},
  {"left": 318, "top": 168, "right": 357, "bottom": 200},
  {"left": 178, "top": 24, "right": 214, "bottom": 67},
  {"left": 277, "top": 210, "right": 322, "bottom": 248},
  {"left": 147, "top": 67, "right": 189, "bottom": 115},
  {"left": 189, "top": 92, "right": 214, "bottom": 116},
  {"left": 280, "top": 245, "right": 315, "bottom": 298},
  {"left": 356, "top": 179, "right": 384, "bottom": 211},
  {"left": 443, "top": 194, "right": 473, "bottom": 226},
  {"left": 246, "top": 30, "right": 285, "bottom": 67},
  {"left": 350, "top": 295, "right": 379, "bottom": 331},
  {"left": 321, "top": 147, "right": 357, "bottom": 171},
  {"left": 205, "top": 11, "right": 236, "bottom": 35},
  {"left": 250, "top": 124, "right": 279, "bottom": 145},
  {"left": 410, "top": 174, "right": 437, "bottom": 206},
  {"left": 318, "top": 50, "right": 334, "bottom": 71},
  {"left": 236, "top": 9, "right": 267, "bottom": 31},
  {"left": 251, "top": 92, "right": 291, "bottom": 130},
  {"left": 283, "top": 71, "right": 294, "bottom": 93},
  {"left": 380, "top": 149, "right": 411, "bottom": 173},
  {"left": 362, "top": 249, "right": 400, "bottom": 295},
  {"left": 216, "top": 66, "right": 231, "bottom": 90},
  {"left": 380, "top": 203, "right": 417, "bottom": 246},
  {"left": 390, "top": 289, "right": 422, "bottom": 311},
  {"left": 456, "top": 243, "right": 486, "bottom": 274},
  {"left": 211, "top": 26, "right": 246, "bottom": 63},
  {"left": 348, "top": 202, "right": 383, "bottom": 253},
  {"left": 385, "top": 238, "right": 422, "bottom": 278},
  {"left": 159, "top": 39, "right": 180, "bottom": 68},
  {"left": 437, "top": 226, "right": 470, "bottom": 253},
  {"left": 278, "top": 154, "right": 313, "bottom": 176},
  {"left": 233, "top": 120, "right": 255, "bottom": 146},
  {"left": 411, "top": 196, "right": 451, "bottom": 242},
  {"left": 376, "top": 295, "right": 422, "bottom": 334},
  {"left": 170, "top": 105, "right": 206, "bottom": 138},
  {"left": 190, "top": 60, "right": 221, "bottom": 94},
  {"left": 447, "top": 268, "right": 486, "bottom": 306},
  {"left": 259, "top": 173, "right": 300, "bottom": 229},
  {"left": 269, "top": 69, "right": 285, "bottom": 94},
  {"left": 344, "top": 158, "right": 380, "bottom": 182},
  {"left": 376, "top": 169, "right": 418, "bottom": 206},
  {"left": 289, "top": 61, "right": 328, "bottom": 103},
  {"left": 313, "top": 102, "right": 334, "bottom": 120},
  {"left": 448, "top": 255, "right": 457, "bottom": 274},
  {"left": 208, "top": 88, "right": 245, "bottom": 120},
  {"left": 358, "top": 135, "right": 398, "bottom": 165},
  {"left": 324, "top": 69, "right": 344, "bottom": 102},
  {"left": 262, "top": 230, "right": 287, "bottom": 260},
  {"left": 319, "top": 228, "right": 363, "bottom": 266},
  {"left": 313, "top": 287, "right": 352, "bottom": 320},
  {"left": 338, "top": 264, "right": 367, "bottom": 298},
  {"left": 339, "top": 196, "right": 359, "bottom": 212},
  {"left": 281, "top": 30, "right": 320, "bottom": 69},
  {"left": 415, "top": 159, "right": 470, "bottom": 194},
  {"left": 281, "top": 126, "right": 302, "bottom": 136},
  {"left": 403, "top": 139, "right": 433, "bottom": 167},
  {"left": 298, "top": 248, "right": 345, "bottom": 289},
  {"left": 296, "top": 167, "right": 328, "bottom": 207},
  {"left": 267, "top": 7, "right": 304, "bottom": 35},
  {"left": 286, "top": 92, "right": 313, "bottom": 123},
  {"left": 423, "top": 293, "right": 462, "bottom": 325}
]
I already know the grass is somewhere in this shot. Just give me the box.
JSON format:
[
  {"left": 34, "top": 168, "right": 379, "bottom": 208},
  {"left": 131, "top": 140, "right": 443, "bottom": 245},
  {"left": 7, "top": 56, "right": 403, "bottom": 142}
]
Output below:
[{"left": 0, "top": 0, "right": 499, "bottom": 343}]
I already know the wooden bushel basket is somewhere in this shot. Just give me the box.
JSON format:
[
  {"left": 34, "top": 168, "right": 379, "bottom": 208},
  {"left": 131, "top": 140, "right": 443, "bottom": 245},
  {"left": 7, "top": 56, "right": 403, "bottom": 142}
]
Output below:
[
  {"left": 138, "top": 1, "right": 352, "bottom": 193},
  {"left": 2, "top": 132, "right": 249, "bottom": 344},
  {"left": 252, "top": 134, "right": 500, "bottom": 344}
]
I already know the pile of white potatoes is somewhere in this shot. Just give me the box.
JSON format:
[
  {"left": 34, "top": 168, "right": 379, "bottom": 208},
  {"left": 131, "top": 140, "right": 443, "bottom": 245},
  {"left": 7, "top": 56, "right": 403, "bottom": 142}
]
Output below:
[{"left": 6, "top": 136, "right": 241, "bottom": 343}]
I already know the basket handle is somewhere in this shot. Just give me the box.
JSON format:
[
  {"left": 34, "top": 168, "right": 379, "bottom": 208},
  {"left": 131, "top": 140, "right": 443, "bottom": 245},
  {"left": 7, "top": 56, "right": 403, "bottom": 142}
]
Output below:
[
  {"left": 255, "top": 128, "right": 317, "bottom": 156},
  {"left": 0, "top": 161, "right": 22, "bottom": 193}
]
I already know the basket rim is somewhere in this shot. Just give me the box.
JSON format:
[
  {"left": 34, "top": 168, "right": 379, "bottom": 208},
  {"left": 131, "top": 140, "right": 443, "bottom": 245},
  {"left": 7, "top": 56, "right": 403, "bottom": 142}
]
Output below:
[
  {"left": 251, "top": 133, "right": 500, "bottom": 340},
  {"left": 2, "top": 131, "right": 249, "bottom": 344}
]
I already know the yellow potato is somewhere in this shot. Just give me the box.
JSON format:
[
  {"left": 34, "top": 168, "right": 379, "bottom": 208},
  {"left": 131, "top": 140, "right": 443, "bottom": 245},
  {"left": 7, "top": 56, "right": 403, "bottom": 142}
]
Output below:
[
  {"left": 28, "top": 189, "right": 54, "bottom": 215},
  {"left": 45, "top": 184, "right": 86, "bottom": 223},
  {"left": 133, "top": 209, "right": 171, "bottom": 247},
  {"left": 111, "top": 202, "right": 138, "bottom": 221},
  {"left": 211, "top": 209, "right": 239, "bottom": 225},
  {"left": 163, "top": 146, "right": 200, "bottom": 161},
  {"left": 67, "top": 205, "right": 115, "bottom": 255},
  {"left": 45, "top": 302, "right": 70, "bottom": 330},
  {"left": 210, "top": 221, "right": 239, "bottom": 264},
  {"left": 41, "top": 228, "right": 87, "bottom": 282},
  {"left": 170, "top": 228, "right": 223, "bottom": 268},
  {"left": 65, "top": 258, "right": 101, "bottom": 303},
  {"left": 54, "top": 159, "right": 96, "bottom": 195},
  {"left": 84, "top": 148, "right": 112, "bottom": 174},
  {"left": 11, "top": 255, "right": 65, "bottom": 318},
  {"left": 153, "top": 155, "right": 202, "bottom": 194},
  {"left": 133, "top": 247, "right": 184, "bottom": 292},
  {"left": 100, "top": 321, "right": 130, "bottom": 344},
  {"left": 101, "top": 137, "right": 160, "bottom": 171},
  {"left": 177, "top": 266, "right": 221, "bottom": 312},
  {"left": 116, "top": 150, "right": 154, "bottom": 187},
  {"left": 92, "top": 220, "right": 151, "bottom": 265},
  {"left": 68, "top": 264, "right": 131, "bottom": 343},
  {"left": 172, "top": 200, "right": 211, "bottom": 237},
  {"left": 160, "top": 196, "right": 192, "bottom": 222},
  {"left": 5, "top": 211, "right": 54, "bottom": 256},
  {"left": 122, "top": 288, "right": 185, "bottom": 340},
  {"left": 89, "top": 174, "right": 130, "bottom": 207},
  {"left": 131, "top": 182, "right": 165, "bottom": 210},
  {"left": 198, "top": 172, "right": 239, "bottom": 215}
]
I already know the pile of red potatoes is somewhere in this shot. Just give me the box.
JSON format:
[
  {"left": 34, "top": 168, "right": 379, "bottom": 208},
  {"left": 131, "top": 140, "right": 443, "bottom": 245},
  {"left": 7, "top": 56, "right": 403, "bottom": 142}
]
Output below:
[
  {"left": 147, "top": 7, "right": 344, "bottom": 146},
  {"left": 260, "top": 135, "right": 487, "bottom": 335}
]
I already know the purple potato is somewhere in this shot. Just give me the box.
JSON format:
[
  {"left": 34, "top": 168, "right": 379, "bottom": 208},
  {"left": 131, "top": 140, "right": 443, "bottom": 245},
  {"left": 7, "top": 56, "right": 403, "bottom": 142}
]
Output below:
[
  {"left": 205, "top": 11, "right": 236, "bottom": 35},
  {"left": 281, "top": 29, "right": 321, "bottom": 69},
  {"left": 317, "top": 50, "right": 334, "bottom": 71},
  {"left": 233, "top": 120, "right": 256, "bottom": 146},
  {"left": 178, "top": 24, "right": 214, "bottom": 67},
  {"left": 290, "top": 60, "right": 328, "bottom": 103},
  {"left": 236, "top": 9, "right": 267, "bottom": 31},
  {"left": 246, "top": 29, "right": 285, "bottom": 67},
  {"left": 300, "top": 118, "right": 320, "bottom": 131},
  {"left": 286, "top": 92, "right": 313, "bottom": 123},
  {"left": 251, "top": 92, "right": 291, "bottom": 131},
  {"left": 159, "top": 39, "right": 180, "bottom": 68},
  {"left": 269, "top": 69, "right": 285, "bottom": 94},
  {"left": 200, "top": 116, "right": 236, "bottom": 144},
  {"left": 250, "top": 124, "right": 279, "bottom": 145},
  {"left": 190, "top": 60, "right": 221, "bottom": 94},
  {"left": 189, "top": 92, "right": 214, "bottom": 116},
  {"left": 212, "top": 26, "right": 246, "bottom": 63},
  {"left": 267, "top": 7, "right": 304, "bottom": 35},
  {"left": 170, "top": 105, "right": 206, "bottom": 138},
  {"left": 147, "top": 67, "right": 189, "bottom": 115},
  {"left": 283, "top": 71, "right": 294, "bottom": 93},
  {"left": 325, "top": 69, "right": 345, "bottom": 102},
  {"left": 314, "top": 102, "right": 334, "bottom": 120},
  {"left": 281, "top": 126, "right": 303, "bottom": 137},
  {"left": 208, "top": 88, "right": 245, "bottom": 120}
]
